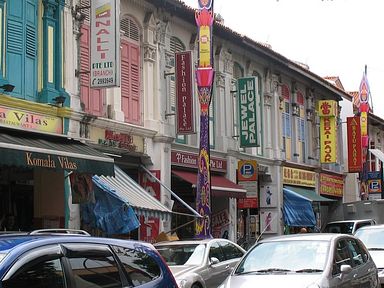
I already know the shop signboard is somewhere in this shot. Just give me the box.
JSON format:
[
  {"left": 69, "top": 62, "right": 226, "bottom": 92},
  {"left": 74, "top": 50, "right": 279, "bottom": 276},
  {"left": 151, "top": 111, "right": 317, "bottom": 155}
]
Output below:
[
  {"left": 0, "top": 105, "right": 62, "bottom": 133},
  {"left": 171, "top": 150, "right": 227, "bottom": 173},
  {"left": 237, "top": 77, "right": 259, "bottom": 147},
  {"left": 90, "top": 0, "right": 120, "bottom": 88},
  {"left": 283, "top": 167, "right": 316, "bottom": 187},
  {"left": 319, "top": 173, "right": 344, "bottom": 198},
  {"left": 318, "top": 100, "right": 337, "bottom": 164},
  {"left": 175, "top": 51, "right": 195, "bottom": 134},
  {"left": 259, "top": 185, "right": 277, "bottom": 208},
  {"left": 347, "top": 116, "right": 362, "bottom": 173}
]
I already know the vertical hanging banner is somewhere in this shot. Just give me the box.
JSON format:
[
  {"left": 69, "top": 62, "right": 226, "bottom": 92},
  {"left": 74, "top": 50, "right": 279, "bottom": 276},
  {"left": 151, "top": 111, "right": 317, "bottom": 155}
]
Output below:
[
  {"left": 175, "top": 51, "right": 195, "bottom": 134},
  {"left": 318, "top": 100, "right": 337, "bottom": 164},
  {"left": 238, "top": 77, "right": 259, "bottom": 147},
  {"left": 347, "top": 116, "right": 363, "bottom": 173},
  {"left": 195, "top": 0, "right": 214, "bottom": 239},
  {"left": 90, "top": 0, "right": 120, "bottom": 88},
  {"left": 358, "top": 70, "right": 370, "bottom": 148}
]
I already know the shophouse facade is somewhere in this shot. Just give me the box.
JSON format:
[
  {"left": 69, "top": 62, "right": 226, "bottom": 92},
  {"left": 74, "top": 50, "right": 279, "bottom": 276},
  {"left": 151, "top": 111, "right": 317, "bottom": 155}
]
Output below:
[{"left": 3, "top": 0, "right": 366, "bottom": 240}]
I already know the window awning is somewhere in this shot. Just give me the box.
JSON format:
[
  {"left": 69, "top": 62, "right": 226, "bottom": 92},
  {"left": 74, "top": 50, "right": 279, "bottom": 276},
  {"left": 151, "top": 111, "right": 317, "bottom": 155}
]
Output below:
[
  {"left": 369, "top": 149, "right": 384, "bottom": 162},
  {"left": 172, "top": 169, "right": 247, "bottom": 198},
  {"left": 284, "top": 185, "right": 335, "bottom": 202},
  {"left": 0, "top": 127, "right": 114, "bottom": 176},
  {"left": 95, "top": 166, "right": 173, "bottom": 221}
]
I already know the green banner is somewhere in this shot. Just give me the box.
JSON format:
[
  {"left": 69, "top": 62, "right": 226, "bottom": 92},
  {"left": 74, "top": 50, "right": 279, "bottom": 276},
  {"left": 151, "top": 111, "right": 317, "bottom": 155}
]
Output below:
[{"left": 237, "top": 77, "right": 259, "bottom": 147}]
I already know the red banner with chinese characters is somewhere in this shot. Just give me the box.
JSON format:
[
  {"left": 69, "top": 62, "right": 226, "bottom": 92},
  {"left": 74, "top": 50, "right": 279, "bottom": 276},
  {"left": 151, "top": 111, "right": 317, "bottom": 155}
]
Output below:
[
  {"left": 139, "top": 170, "right": 161, "bottom": 243},
  {"left": 319, "top": 173, "right": 344, "bottom": 198},
  {"left": 176, "top": 51, "right": 195, "bottom": 134},
  {"left": 347, "top": 116, "right": 362, "bottom": 173}
]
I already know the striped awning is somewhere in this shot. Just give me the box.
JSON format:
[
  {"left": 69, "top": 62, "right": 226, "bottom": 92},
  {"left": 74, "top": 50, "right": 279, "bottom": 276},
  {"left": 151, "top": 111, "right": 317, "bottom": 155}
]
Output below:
[{"left": 96, "top": 166, "right": 173, "bottom": 221}]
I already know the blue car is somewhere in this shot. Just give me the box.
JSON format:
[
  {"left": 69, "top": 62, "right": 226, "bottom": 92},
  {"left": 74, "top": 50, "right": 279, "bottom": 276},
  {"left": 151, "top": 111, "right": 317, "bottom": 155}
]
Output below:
[{"left": 0, "top": 229, "right": 178, "bottom": 288}]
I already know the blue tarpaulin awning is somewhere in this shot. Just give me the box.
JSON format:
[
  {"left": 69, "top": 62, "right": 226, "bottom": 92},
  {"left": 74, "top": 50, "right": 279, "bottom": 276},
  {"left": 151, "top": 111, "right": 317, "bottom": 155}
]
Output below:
[{"left": 283, "top": 188, "right": 316, "bottom": 227}]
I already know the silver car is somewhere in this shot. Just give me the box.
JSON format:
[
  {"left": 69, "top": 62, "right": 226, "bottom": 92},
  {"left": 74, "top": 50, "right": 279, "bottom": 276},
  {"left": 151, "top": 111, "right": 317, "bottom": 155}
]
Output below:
[
  {"left": 154, "top": 238, "right": 246, "bottom": 288},
  {"left": 218, "top": 233, "right": 379, "bottom": 288},
  {"left": 355, "top": 224, "right": 384, "bottom": 286}
]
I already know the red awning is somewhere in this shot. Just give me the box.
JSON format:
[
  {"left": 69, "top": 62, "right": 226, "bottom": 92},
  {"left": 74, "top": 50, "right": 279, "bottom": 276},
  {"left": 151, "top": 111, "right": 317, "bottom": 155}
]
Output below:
[{"left": 172, "top": 169, "right": 246, "bottom": 198}]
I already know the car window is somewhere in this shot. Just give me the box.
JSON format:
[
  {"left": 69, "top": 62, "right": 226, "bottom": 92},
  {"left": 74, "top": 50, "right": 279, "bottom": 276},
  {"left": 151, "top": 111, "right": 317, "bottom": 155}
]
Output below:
[
  {"left": 346, "top": 239, "right": 367, "bottom": 266},
  {"left": 65, "top": 245, "right": 122, "bottom": 288},
  {"left": 355, "top": 222, "right": 371, "bottom": 232},
  {"left": 112, "top": 245, "right": 161, "bottom": 287},
  {"left": 3, "top": 258, "right": 65, "bottom": 288},
  {"left": 333, "top": 239, "right": 353, "bottom": 275},
  {"left": 219, "top": 241, "right": 244, "bottom": 260},
  {"left": 209, "top": 242, "right": 225, "bottom": 262}
]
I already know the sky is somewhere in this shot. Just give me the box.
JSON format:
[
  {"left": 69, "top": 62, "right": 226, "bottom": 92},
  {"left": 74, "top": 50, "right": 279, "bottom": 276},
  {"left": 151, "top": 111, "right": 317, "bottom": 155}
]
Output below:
[{"left": 182, "top": 0, "right": 384, "bottom": 117}]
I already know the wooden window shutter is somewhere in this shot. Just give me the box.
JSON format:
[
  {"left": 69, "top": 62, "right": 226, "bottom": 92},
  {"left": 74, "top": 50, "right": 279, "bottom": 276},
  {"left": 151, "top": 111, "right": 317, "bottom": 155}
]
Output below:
[{"left": 120, "top": 17, "right": 141, "bottom": 125}]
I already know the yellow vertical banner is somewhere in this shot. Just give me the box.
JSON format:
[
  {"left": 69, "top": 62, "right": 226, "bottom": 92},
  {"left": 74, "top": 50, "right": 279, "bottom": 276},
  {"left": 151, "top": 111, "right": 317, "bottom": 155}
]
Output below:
[{"left": 320, "top": 116, "right": 337, "bottom": 163}]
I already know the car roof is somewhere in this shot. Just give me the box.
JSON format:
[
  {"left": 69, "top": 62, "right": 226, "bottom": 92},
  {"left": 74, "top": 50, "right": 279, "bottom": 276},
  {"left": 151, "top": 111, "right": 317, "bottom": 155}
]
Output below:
[
  {"left": 258, "top": 233, "right": 352, "bottom": 243},
  {"left": 326, "top": 219, "right": 374, "bottom": 224},
  {"left": 0, "top": 233, "right": 153, "bottom": 255},
  {"left": 154, "top": 238, "right": 231, "bottom": 246},
  {"left": 354, "top": 224, "right": 384, "bottom": 231}
]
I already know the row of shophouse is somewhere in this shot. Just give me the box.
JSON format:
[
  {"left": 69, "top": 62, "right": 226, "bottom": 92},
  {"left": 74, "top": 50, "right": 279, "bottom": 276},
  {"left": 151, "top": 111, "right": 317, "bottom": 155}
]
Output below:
[{"left": 0, "top": 0, "right": 383, "bottom": 242}]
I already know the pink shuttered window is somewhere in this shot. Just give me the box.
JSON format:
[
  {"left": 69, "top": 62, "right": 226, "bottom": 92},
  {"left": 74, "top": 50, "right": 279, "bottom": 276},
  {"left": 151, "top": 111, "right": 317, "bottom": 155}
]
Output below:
[
  {"left": 80, "top": 24, "right": 105, "bottom": 116},
  {"left": 120, "top": 17, "right": 141, "bottom": 125},
  {"left": 121, "top": 40, "right": 141, "bottom": 124}
]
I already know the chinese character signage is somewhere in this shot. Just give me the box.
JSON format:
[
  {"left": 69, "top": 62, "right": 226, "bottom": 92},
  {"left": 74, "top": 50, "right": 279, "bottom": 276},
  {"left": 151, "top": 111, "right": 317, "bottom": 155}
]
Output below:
[
  {"left": 283, "top": 167, "right": 316, "bottom": 187},
  {"left": 319, "top": 100, "right": 337, "bottom": 163},
  {"left": 91, "top": 0, "right": 120, "bottom": 88},
  {"left": 175, "top": 51, "right": 195, "bottom": 134},
  {"left": 319, "top": 173, "right": 344, "bottom": 197},
  {"left": 238, "top": 77, "right": 259, "bottom": 147},
  {"left": 347, "top": 116, "right": 362, "bottom": 172}
]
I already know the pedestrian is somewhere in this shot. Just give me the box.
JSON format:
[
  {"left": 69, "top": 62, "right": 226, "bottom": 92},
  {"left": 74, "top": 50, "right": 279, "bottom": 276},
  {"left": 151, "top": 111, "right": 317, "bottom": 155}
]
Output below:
[{"left": 299, "top": 227, "right": 307, "bottom": 233}]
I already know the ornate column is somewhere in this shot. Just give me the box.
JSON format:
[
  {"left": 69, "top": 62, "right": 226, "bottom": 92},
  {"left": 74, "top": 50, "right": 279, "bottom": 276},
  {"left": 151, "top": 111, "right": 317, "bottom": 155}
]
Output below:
[{"left": 195, "top": 0, "right": 215, "bottom": 239}]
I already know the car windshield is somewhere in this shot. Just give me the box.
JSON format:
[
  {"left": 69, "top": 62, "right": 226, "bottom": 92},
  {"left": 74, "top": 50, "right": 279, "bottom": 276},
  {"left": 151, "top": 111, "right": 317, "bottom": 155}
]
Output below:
[
  {"left": 324, "top": 223, "right": 354, "bottom": 234},
  {"left": 156, "top": 244, "right": 206, "bottom": 266},
  {"left": 355, "top": 229, "right": 384, "bottom": 249},
  {"left": 235, "top": 240, "right": 329, "bottom": 274}
]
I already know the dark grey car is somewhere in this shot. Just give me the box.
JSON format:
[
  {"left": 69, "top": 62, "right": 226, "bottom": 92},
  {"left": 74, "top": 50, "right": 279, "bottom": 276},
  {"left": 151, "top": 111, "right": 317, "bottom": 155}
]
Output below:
[
  {"left": 154, "top": 238, "right": 246, "bottom": 288},
  {"left": 218, "top": 233, "right": 379, "bottom": 288}
]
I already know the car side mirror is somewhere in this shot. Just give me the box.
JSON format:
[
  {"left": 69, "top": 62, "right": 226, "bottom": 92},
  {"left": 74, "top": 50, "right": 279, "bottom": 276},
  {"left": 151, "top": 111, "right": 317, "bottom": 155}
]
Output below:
[
  {"left": 339, "top": 264, "right": 353, "bottom": 276},
  {"left": 210, "top": 257, "right": 220, "bottom": 265}
]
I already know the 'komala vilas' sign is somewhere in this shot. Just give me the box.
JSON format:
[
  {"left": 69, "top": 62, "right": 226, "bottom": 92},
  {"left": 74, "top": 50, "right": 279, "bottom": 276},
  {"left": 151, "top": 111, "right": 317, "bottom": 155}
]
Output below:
[{"left": 25, "top": 152, "right": 78, "bottom": 170}]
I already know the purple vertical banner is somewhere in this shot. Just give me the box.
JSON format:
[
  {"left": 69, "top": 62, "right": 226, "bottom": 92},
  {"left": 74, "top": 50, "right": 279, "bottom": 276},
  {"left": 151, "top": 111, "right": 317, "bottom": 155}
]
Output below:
[{"left": 195, "top": 0, "right": 214, "bottom": 239}]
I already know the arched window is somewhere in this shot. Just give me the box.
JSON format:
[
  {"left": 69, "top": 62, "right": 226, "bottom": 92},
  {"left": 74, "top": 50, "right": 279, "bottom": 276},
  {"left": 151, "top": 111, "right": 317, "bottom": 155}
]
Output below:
[
  {"left": 120, "top": 16, "right": 141, "bottom": 125},
  {"left": 296, "top": 90, "right": 306, "bottom": 161}
]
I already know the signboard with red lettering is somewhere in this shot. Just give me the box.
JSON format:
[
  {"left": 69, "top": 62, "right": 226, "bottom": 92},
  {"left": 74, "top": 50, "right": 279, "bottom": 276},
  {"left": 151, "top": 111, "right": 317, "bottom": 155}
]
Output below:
[
  {"left": 319, "top": 173, "right": 344, "bottom": 198},
  {"left": 176, "top": 51, "right": 195, "bottom": 134},
  {"left": 319, "top": 100, "right": 337, "bottom": 164},
  {"left": 347, "top": 116, "right": 362, "bottom": 173}
]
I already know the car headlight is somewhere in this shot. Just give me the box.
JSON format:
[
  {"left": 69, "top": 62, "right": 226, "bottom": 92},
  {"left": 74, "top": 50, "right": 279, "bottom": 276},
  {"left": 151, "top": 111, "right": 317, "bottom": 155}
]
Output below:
[{"left": 177, "top": 279, "right": 187, "bottom": 288}]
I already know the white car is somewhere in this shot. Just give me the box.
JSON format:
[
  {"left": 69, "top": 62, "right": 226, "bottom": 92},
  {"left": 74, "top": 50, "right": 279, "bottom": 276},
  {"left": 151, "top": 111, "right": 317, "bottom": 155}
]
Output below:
[
  {"left": 218, "top": 233, "right": 379, "bottom": 288},
  {"left": 154, "top": 238, "right": 245, "bottom": 288},
  {"left": 355, "top": 224, "right": 384, "bottom": 286}
]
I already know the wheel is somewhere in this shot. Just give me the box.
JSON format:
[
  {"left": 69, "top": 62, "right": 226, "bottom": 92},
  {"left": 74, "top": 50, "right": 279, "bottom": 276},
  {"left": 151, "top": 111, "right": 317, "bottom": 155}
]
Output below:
[{"left": 191, "top": 283, "right": 201, "bottom": 288}]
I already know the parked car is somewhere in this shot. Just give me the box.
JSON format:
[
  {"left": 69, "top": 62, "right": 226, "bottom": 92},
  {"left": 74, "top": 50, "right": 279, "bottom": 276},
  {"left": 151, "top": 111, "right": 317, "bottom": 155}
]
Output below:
[
  {"left": 0, "top": 229, "right": 177, "bottom": 288},
  {"left": 218, "top": 233, "right": 379, "bottom": 288},
  {"left": 323, "top": 219, "right": 376, "bottom": 234},
  {"left": 354, "top": 224, "right": 384, "bottom": 286},
  {"left": 154, "top": 238, "right": 246, "bottom": 288}
]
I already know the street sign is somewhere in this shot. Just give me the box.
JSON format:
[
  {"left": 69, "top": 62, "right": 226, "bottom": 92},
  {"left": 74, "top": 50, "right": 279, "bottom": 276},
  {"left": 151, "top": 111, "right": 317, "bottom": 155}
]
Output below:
[{"left": 238, "top": 160, "right": 257, "bottom": 182}]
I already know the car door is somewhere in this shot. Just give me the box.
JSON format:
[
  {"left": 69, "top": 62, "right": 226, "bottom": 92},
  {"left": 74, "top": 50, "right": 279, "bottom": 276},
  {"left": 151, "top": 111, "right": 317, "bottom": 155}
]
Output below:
[
  {"left": 204, "top": 241, "right": 228, "bottom": 288},
  {"left": 1, "top": 244, "right": 66, "bottom": 288},
  {"left": 219, "top": 240, "right": 245, "bottom": 275},
  {"left": 345, "top": 238, "right": 378, "bottom": 288},
  {"left": 328, "top": 238, "right": 357, "bottom": 288}
]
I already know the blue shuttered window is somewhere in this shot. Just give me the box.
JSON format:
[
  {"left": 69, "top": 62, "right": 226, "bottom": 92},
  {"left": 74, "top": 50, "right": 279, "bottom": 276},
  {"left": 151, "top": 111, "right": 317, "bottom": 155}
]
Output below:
[{"left": 6, "top": 0, "right": 38, "bottom": 100}]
